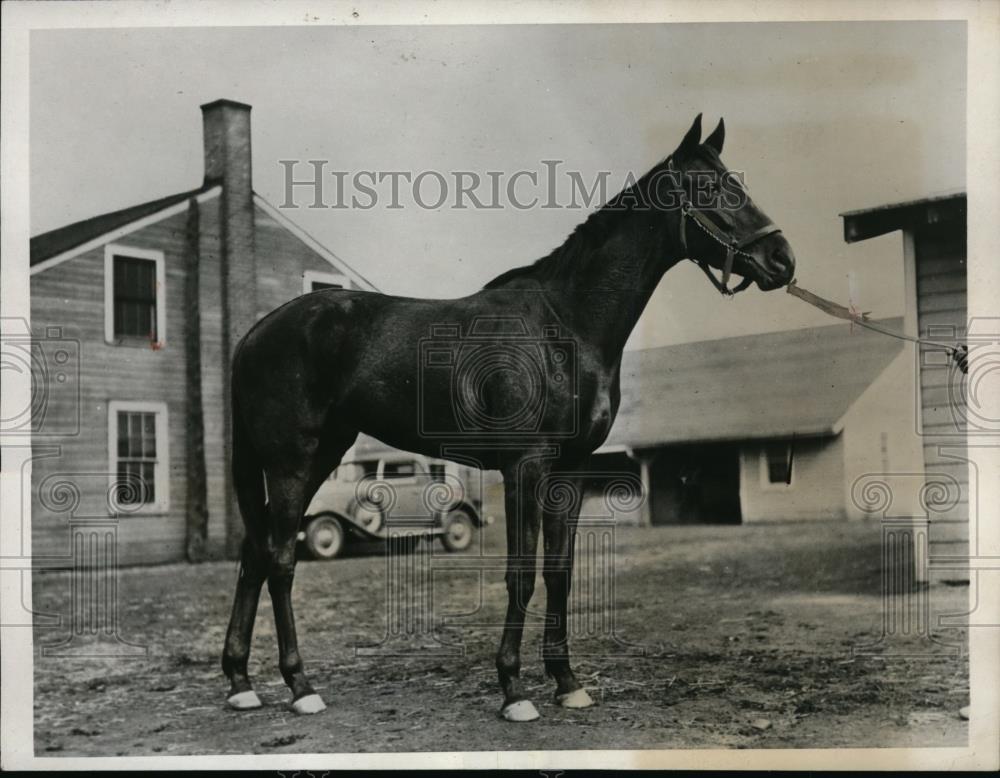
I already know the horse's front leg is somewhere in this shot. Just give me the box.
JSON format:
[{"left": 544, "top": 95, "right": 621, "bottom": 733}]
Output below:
[
  {"left": 541, "top": 473, "right": 593, "bottom": 709},
  {"left": 496, "top": 460, "right": 546, "bottom": 722},
  {"left": 266, "top": 473, "right": 325, "bottom": 714}
]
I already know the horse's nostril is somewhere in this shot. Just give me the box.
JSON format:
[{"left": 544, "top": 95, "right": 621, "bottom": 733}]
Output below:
[{"left": 769, "top": 248, "right": 795, "bottom": 275}]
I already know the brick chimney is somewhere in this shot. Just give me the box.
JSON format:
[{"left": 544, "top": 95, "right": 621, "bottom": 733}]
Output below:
[
  {"left": 200, "top": 98, "right": 257, "bottom": 557},
  {"left": 200, "top": 99, "right": 256, "bottom": 329},
  {"left": 201, "top": 99, "right": 253, "bottom": 192}
]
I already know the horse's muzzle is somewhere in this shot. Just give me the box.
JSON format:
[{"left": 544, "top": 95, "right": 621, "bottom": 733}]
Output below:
[{"left": 757, "top": 245, "right": 796, "bottom": 291}]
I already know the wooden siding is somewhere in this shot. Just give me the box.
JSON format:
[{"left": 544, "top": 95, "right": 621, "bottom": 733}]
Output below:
[
  {"left": 739, "top": 435, "right": 846, "bottom": 522},
  {"left": 31, "top": 195, "right": 365, "bottom": 565},
  {"left": 31, "top": 210, "right": 194, "bottom": 566},
  {"left": 914, "top": 226, "right": 968, "bottom": 572},
  {"left": 252, "top": 202, "right": 353, "bottom": 318}
]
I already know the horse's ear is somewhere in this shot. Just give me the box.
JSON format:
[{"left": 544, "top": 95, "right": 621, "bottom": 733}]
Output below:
[
  {"left": 704, "top": 117, "right": 725, "bottom": 155},
  {"left": 675, "top": 113, "right": 702, "bottom": 157}
]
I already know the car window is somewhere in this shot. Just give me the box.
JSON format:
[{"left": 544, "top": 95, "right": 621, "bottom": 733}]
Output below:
[
  {"left": 383, "top": 460, "right": 420, "bottom": 478},
  {"left": 334, "top": 461, "right": 378, "bottom": 482}
]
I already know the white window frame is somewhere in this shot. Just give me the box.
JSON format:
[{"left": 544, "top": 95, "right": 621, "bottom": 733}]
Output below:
[
  {"left": 107, "top": 400, "right": 170, "bottom": 514},
  {"left": 104, "top": 244, "right": 167, "bottom": 346},
  {"left": 303, "top": 270, "right": 349, "bottom": 294},
  {"left": 759, "top": 442, "right": 794, "bottom": 491}
]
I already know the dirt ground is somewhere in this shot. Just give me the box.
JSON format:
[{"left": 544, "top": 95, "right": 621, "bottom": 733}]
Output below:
[{"left": 32, "top": 519, "right": 968, "bottom": 756}]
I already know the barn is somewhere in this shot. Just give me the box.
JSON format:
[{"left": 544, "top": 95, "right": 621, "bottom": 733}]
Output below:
[
  {"left": 841, "top": 192, "right": 969, "bottom": 583},
  {"left": 29, "top": 99, "right": 377, "bottom": 566},
  {"left": 587, "top": 317, "right": 925, "bottom": 527}
]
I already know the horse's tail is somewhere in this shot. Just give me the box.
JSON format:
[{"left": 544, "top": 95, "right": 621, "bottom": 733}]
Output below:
[{"left": 231, "top": 366, "right": 267, "bottom": 542}]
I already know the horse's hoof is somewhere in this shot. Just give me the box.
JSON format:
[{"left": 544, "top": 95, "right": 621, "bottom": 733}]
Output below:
[
  {"left": 500, "top": 699, "right": 540, "bottom": 722},
  {"left": 226, "top": 690, "right": 262, "bottom": 710},
  {"left": 556, "top": 688, "right": 594, "bottom": 709},
  {"left": 291, "top": 693, "right": 327, "bottom": 715}
]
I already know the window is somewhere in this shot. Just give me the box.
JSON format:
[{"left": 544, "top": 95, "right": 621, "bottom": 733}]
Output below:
[
  {"left": 761, "top": 441, "right": 793, "bottom": 487},
  {"left": 114, "top": 257, "right": 156, "bottom": 337},
  {"left": 303, "top": 270, "right": 349, "bottom": 294},
  {"left": 333, "top": 460, "right": 378, "bottom": 482},
  {"left": 108, "top": 401, "right": 169, "bottom": 512},
  {"left": 382, "top": 460, "right": 420, "bottom": 479},
  {"left": 104, "top": 244, "right": 166, "bottom": 345}
]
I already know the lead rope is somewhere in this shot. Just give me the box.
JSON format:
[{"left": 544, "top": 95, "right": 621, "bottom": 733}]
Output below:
[{"left": 785, "top": 280, "right": 962, "bottom": 353}]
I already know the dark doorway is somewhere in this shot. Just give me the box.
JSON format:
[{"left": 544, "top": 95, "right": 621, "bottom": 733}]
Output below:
[{"left": 647, "top": 443, "right": 741, "bottom": 525}]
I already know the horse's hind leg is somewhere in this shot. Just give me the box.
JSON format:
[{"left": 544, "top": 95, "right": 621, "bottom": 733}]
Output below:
[
  {"left": 222, "top": 533, "right": 268, "bottom": 709},
  {"left": 263, "top": 468, "right": 324, "bottom": 713},
  {"left": 265, "top": 426, "right": 357, "bottom": 715}
]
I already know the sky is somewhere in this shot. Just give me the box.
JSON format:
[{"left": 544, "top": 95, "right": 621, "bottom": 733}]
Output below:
[{"left": 30, "top": 21, "right": 966, "bottom": 348}]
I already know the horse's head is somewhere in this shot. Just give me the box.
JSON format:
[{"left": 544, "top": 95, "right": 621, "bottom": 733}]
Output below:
[{"left": 662, "top": 114, "right": 795, "bottom": 293}]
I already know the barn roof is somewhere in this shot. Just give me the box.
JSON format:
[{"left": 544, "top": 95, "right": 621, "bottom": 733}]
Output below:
[
  {"left": 30, "top": 183, "right": 215, "bottom": 267},
  {"left": 603, "top": 317, "right": 903, "bottom": 448},
  {"left": 840, "top": 190, "right": 965, "bottom": 243}
]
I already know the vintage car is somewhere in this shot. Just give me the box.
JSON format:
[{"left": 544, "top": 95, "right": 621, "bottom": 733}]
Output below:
[{"left": 297, "top": 450, "right": 490, "bottom": 559}]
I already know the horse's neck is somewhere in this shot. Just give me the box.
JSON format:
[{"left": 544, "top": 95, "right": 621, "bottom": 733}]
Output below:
[{"left": 547, "top": 213, "right": 682, "bottom": 360}]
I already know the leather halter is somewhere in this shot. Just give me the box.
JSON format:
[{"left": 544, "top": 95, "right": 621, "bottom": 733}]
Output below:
[{"left": 668, "top": 157, "right": 783, "bottom": 296}]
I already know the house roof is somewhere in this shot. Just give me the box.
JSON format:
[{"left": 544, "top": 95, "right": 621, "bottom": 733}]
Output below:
[
  {"left": 30, "top": 183, "right": 215, "bottom": 267},
  {"left": 30, "top": 186, "right": 378, "bottom": 291},
  {"left": 840, "top": 190, "right": 966, "bottom": 243},
  {"left": 602, "top": 317, "right": 903, "bottom": 449}
]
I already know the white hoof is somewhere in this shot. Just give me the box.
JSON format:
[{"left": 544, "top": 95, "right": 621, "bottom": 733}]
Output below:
[
  {"left": 556, "top": 688, "right": 594, "bottom": 709},
  {"left": 291, "top": 693, "right": 327, "bottom": 715},
  {"left": 226, "top": 690, "right": 262, "bottom": 710},
  {"left": 500, "top": 699, "right": 540, "bottom": 722}
]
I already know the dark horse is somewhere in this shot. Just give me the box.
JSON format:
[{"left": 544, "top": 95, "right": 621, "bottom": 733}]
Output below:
[{"left": 222, "top": 115, "right": 796, "bottom": 720}]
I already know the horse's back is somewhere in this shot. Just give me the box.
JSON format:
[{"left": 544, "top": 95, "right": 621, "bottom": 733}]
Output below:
[{"left": 232, "top": 285, "right": 571, "bottom": 457}]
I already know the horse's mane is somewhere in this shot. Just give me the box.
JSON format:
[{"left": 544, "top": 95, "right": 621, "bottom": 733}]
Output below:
[{"left": 482, "top": 156, "right": 673, "bottom": 290}]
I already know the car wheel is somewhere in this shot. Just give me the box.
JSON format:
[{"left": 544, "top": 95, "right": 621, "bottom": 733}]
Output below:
[
  {"left": 305, "top": 514, "right": 345, "bottom": 560},
  {"left": 441, "top": 509, "right": 476, "bottom": 552}
]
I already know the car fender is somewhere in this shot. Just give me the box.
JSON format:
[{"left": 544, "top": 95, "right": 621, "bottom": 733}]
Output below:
[{"left": 447, "top": 500, "right": 485, "bottom": 527}]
